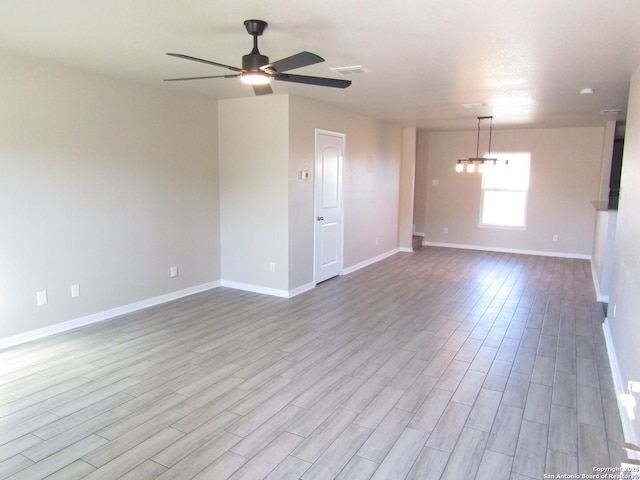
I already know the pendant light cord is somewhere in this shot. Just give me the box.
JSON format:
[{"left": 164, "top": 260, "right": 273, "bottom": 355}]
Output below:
[
  {"left": 475, "top": 117, "right": 481, "bottom": 158},
  {"left": 475, "top": 116, "right": 494, "bottom": 158},
  {"left": 488, "top": 116, "right": 493, "bottom": 155}
]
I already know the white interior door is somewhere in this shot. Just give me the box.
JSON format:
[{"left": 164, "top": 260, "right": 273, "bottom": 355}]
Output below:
[{"left": 314, "top": 130, "right": 344, "bottom": 283}]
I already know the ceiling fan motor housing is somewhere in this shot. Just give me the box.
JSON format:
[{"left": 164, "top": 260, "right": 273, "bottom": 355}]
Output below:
[{"left": 243, "top": 52, "right": 269, "bottom": 72}]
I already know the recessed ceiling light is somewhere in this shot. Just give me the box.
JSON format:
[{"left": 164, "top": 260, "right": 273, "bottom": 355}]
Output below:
[
  {"left": 580, "top": 88, "right": 594, "bottom": 95},
  {"left": 463, "top": 102, "right": 486, "bottom": 108},
  {"left": 600, "top": 108, "right": 623, "bottom": 115}
]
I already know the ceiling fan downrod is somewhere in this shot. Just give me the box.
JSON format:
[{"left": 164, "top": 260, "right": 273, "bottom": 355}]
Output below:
[{"left": 243, "top": 19, "right": 269, "bottom": 71}]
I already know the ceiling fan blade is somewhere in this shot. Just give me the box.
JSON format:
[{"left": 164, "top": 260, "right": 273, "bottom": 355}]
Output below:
[
  {"left": 166, "top": 53, "right": 243, "bottom": 72},
  {"left": 262, "top": 51, "right": 324, "bottom": 73},
  {"left": 274, "top": 73, "right": 352, "bottom": 89},
  {"left": 252, "top": 83, "right": 274, "bottom": 96},
  {"left": 164, "top": 74, "right": 240, "bottom": 82}
]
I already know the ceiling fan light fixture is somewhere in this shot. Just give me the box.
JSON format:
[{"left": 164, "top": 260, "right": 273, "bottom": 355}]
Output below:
[
  {"left": 241, "top": 72, "right": 271, "bottom": 85},
  {"left": 165, "top": 20, "right": 351, "bottom": 94}
]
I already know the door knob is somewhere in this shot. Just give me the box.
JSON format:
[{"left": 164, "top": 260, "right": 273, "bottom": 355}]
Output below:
[{"left": 317, "top": 216, "right": 324, "bottom": 221}]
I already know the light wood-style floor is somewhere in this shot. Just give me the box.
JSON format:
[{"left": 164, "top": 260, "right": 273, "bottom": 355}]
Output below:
[{"left": 0, "top": 247, "right": 626, "bottom": 479}]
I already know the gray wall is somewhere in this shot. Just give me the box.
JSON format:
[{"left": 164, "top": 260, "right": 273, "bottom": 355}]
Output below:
[{"left": 0, "top": 49, "right": 220, "bottom": 340}]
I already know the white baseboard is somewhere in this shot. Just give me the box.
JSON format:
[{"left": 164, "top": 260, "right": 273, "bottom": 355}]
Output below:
[
  {"left": 288, "top": 282, "right": 316, "bottom": 298},
  {"left": 398, "top": 247, "right": 414, "bottom": 253},
  {"left": 591, "top": 259, "right": 610, "bottom": 302},
  {"left": 0, "top": 281, "right": 221, "bottom": 350},
  {"left": 222, "top": 249, "right": 402, "bottom": 296},
  {"left": 342, "top": 248, "right": 399, "bottom": 275},
  {"left": 220, "top": 280, "right": 290, "bottom": 298},
  {"left": 603, "top": 319, "right": 640, "bottom": 460},
  {"left": 1, "top": 250, "right": 399, "bottom": 350},
  {"left": 423, "top": 241, "right": 591, "bottom": 260},
  {"left": 220, "top": 279, "right": 317, "bottom": 299}
]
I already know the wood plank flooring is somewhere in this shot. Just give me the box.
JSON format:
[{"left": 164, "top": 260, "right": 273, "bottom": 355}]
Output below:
[{"left": 0, "top": 247, "right": 626, "bottom": 479}]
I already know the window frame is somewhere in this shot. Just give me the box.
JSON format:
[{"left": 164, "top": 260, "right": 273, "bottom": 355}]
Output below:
[{"left": 478, "top": 152, "right": 531, "bottom": 230}]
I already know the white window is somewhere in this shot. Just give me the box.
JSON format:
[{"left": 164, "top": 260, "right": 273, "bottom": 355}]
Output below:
[{"left": 480, "top": 153, "right": 530, "bottom": 229}]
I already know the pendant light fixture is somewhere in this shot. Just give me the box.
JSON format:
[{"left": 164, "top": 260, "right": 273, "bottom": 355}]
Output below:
[{"left": 456, "top": 116, "right": 508, "bottom": 173}]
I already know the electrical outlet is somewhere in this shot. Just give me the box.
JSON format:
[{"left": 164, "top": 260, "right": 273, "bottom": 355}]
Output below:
[
  {"left": 170, "top": 266, "right": 178, "bottom": 278},
  {"left": 36, "top": 290, "right": 47, "bottom": 306},
  {"left": 444, "top": 227, "right": 449, "bottom": 234},
  {"left": 71, "top": 284, "right": 80, "bottom": 298},
  {"left": 553, "top": 234, "right": 558, "bottom": 242},
  {"left": 269, "top": 262, "right": 276, "bottom": 273}
]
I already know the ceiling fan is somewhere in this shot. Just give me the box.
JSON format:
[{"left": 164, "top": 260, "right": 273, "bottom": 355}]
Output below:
[{"left": 164, "top": 19, "right": 352, "bottom": 95}]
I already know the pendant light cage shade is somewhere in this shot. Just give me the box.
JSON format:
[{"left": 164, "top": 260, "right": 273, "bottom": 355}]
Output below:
[{"left": 456, "top": 116, "right": 508, "bottom": 173}]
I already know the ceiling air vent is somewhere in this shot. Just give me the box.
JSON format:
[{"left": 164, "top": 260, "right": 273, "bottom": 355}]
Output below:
[
  {"left": 600, "top": 109, "right": 623, "bottom": 115},
  {"left": 330, "top": 65, "right": 369, "bottom": 75}
]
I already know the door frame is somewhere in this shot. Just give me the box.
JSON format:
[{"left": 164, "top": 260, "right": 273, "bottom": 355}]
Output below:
[{"left": 313, "top": 128, "right": 345, "bottom": 284}]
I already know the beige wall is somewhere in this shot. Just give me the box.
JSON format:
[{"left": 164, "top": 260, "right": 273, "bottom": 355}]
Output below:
[
  {"left": 288, "top": 96, "right": 403, "bottom": 288},
  {"left": 597, "top": 121, "right": 617, "bottom": 202},
  {"left": 414, "top": 126, "right": 605, "bottom": 256},
  {"left": 1, "top": 71, "right": 402, "bottom": 342},
  {"left": 219, "top": 95, "right": 403, "bottom": 294},
  {"left": 413, "top": 132, "right": 430, "bottom": 236},
  {"left": 608, "top": 65, "right": 640, "bottom": 444},
  {"left": 218, "top": 95, "right": 290, "bottom": 293},
  {"left": 398, "top": 128, "right": 417, "bottom": 251},
  {"left": 0, "top": 50, "right": 220, "bottom": 340}
]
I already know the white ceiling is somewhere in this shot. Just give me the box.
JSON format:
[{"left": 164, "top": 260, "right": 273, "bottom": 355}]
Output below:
[{"left": 1, "top": 0, "right": 639, "bottom": 131}]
